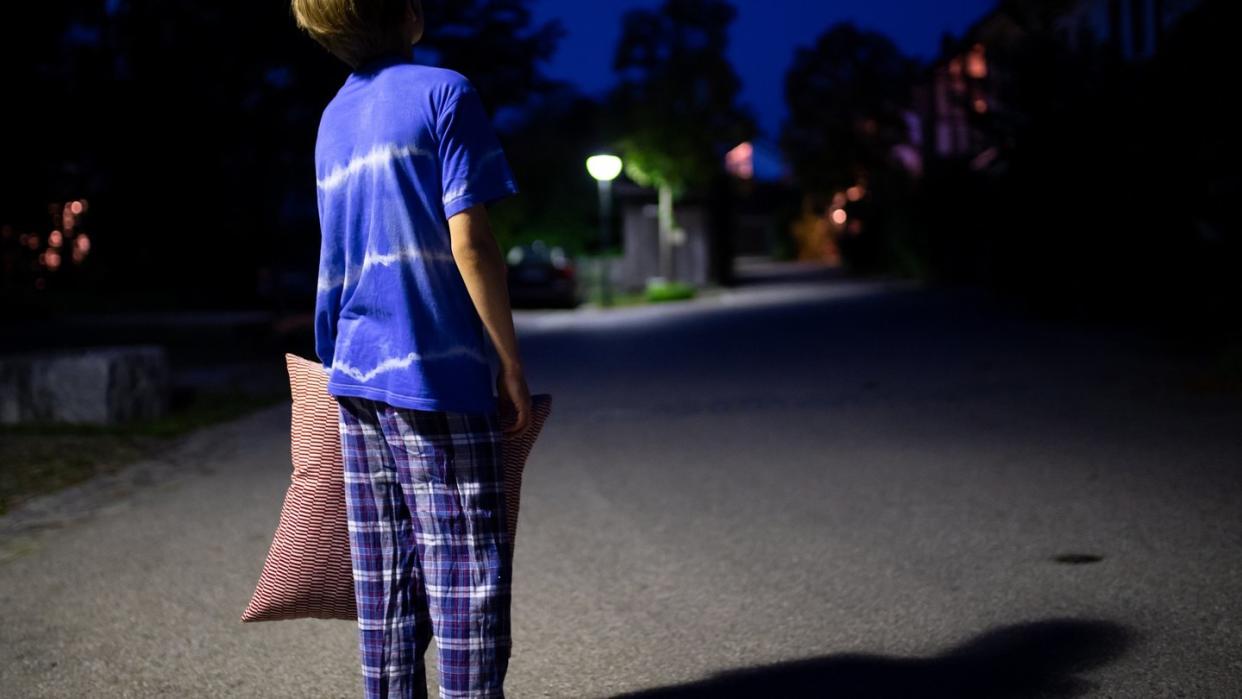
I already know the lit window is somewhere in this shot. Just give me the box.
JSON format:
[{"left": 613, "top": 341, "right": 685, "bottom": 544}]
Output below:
[{"left": 967, "top": 44, "right": 987, "bottom": 79}]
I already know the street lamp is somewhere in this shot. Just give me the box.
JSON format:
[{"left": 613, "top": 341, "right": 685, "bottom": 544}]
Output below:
[{"left": 586, "top": 154, "right": 622, "bottom": 307}]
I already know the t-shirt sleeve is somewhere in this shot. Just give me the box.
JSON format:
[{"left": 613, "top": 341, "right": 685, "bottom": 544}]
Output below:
[{"left": 436, "top": 82, "right": 520, "bottom": 220}]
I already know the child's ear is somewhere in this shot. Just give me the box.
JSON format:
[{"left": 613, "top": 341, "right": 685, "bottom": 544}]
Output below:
[{"left": 408, "top": 0, "right": 425, "bottom": 45}]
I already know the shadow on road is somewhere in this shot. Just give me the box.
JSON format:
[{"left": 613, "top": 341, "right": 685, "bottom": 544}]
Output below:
[{"left": 610, "top": 618, "right": 1133, "bottom": 699}]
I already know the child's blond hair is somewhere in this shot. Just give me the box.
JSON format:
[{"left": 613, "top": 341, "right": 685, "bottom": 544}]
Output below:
[{"left": 290, "top": 0, "right": 412, "bottom": 69}]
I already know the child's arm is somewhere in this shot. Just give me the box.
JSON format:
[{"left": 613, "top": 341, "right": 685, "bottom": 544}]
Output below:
[{"left": 449, "top": 202, "right": 531, "bottom": 435}]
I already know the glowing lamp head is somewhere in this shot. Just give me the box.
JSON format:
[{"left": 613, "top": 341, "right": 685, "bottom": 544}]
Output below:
[{"left": 586, "top": 154, "right": 623, "bottom": 182}]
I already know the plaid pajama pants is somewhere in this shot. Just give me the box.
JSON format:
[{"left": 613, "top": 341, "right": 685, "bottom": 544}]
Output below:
[{"left": 337, "top": 395, "right": 512, "bottom": 699}]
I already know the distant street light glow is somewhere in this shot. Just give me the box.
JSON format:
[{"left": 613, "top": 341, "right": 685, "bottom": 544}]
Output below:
[
  {"left": 586, "top": 154, "right": 623, "bottom": 182},
  {"left": 831, "top": 209, "right": 848, "bottom": 225}
]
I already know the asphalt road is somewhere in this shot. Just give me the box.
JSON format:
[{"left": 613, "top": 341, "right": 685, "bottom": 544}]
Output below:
[{"left": 2, "top": 258, "right": 1240, "bottom": 698}]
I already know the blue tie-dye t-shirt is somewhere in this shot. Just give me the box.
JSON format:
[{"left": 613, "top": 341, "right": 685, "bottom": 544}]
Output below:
[{"left": 312, "top": 53, "right": 519, "bottom": 415}]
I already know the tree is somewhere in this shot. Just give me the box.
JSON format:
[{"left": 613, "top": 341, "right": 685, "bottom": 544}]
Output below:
[
  {"left": 780, "top": 23, "right": 917, "bottom": 272},
  {"left": 419, "top": 0, "right": 564, "bottom": 112},
  {"left": 486, "top": 84, "right": 605, "bottom": 257},
  {"left": 605, "top": 0, "right": 756, "bottom": 282},
  {"left": 781, "top": 23, "right": 915, "bottom": 202},
  {"left": 0, "top": 0, "right": 563, "bottom": 312}
]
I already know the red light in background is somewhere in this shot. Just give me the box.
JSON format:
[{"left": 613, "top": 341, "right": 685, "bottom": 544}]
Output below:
[
  {"left": 967, "top": 44, "right": 988, "bottom": 79},
  {"left": 725, "top": 141, "right": 754, "bottom": 179}
]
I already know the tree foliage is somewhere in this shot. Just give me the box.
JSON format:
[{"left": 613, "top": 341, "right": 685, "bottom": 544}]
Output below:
[
  {"left": 913, "top": 0, "right": 1240, "bottom": 329},
  {"left": 0, "top": 0, "right": 562, "bottom": 311},
  {"left": 605, "top": 0, "right": 755, "bottom": 197},
  {"left": 780, "top": 23, "right": 916, "bottom": 200}
]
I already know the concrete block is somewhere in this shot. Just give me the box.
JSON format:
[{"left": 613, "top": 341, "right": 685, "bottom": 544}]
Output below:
[{"left": 0, "top": 345, "right": 170, "bottom": 425}]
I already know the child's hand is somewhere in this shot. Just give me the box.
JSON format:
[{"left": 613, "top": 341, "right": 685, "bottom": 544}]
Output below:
[{"left": 496, "top": 366, "right": 531, "bottom": 436}]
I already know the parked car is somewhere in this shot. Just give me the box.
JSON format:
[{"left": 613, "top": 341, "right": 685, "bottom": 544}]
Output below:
[{"left": 505, "top": 241, "right": 578, "bottom": 308}]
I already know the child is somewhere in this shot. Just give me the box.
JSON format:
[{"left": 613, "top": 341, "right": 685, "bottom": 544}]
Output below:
[{"left": 291, "top": 1, "right": 531, "bottom": 697}]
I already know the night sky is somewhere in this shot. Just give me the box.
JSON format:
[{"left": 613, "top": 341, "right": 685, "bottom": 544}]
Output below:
[{"left": 528, "top": 0, "right": 998, "bottom": 140}]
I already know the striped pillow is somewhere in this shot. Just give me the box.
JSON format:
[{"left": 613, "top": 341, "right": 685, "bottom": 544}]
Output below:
[{"left": 241, "top": 353, "right": 551, "bottom": 623}]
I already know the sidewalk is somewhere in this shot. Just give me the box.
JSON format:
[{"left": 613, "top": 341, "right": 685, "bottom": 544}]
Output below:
[{"left": 514, "top": 257, "right": 918, "bottom": 335}]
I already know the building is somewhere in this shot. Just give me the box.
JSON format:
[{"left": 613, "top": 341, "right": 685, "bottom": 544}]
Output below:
[
  {"left": 915, "top": 0, "right": 1203, "bottom": 164},
  {"left": 607, "top": 138, "right": 793, "bottom": 292},
  {"left": 1067, "top": 0, "right": 1203, "bottom": 60}
]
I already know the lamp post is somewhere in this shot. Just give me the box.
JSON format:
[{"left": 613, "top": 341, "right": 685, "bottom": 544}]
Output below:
[{"left": 586, "top": 154, "right": 622, "bottom": 307}]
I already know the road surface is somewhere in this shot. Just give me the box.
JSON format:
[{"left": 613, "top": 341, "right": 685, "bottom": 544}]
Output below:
[{"left": 2, "top": 258, "right": 1240, "bottom": 697}]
